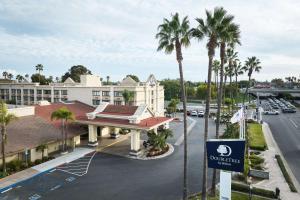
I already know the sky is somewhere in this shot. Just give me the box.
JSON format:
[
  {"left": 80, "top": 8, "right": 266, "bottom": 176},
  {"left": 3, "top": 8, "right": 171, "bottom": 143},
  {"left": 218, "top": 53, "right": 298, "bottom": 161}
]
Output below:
[{"left": 0, "top": 0, "right": 300, "bottom": 82}]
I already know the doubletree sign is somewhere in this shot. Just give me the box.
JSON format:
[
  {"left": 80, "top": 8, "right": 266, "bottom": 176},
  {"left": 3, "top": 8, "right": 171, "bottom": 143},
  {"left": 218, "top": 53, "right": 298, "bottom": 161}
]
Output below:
[{"left": 206, "top": 139, "right": 246, "bottom": 172}]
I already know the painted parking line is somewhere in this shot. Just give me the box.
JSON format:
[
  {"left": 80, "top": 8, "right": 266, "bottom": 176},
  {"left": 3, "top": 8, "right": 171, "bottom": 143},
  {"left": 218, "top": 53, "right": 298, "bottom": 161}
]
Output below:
[
  {"left": 289, "top": 119, "right": 298, "bottom": 128},
  {"left": 66, "top": 177, "right": 76, "bottom": 182},
  {"left": 50, "top": 184, "right": 61, "bottom": 191},
  {"left": 56, "top": 152, "right": 96, "bottom": 176},
  {"left": 0, "top": 187, "right": 12, "bottom": 194},
  {"left": 28, "top": 194, "right": 41, "bottom": 200},
  {"left": 174, "top": 117, "right": 196, "bottom": 146}
]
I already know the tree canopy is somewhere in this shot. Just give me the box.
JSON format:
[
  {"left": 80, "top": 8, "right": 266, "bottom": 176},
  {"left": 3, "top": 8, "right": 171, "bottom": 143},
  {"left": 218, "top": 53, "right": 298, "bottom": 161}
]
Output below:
[
  {"left": 126, "top": 74, "right": 140, "bottom": 82},
  {"left": 61, "top": 65, "right": 92, "bottom": 83}
]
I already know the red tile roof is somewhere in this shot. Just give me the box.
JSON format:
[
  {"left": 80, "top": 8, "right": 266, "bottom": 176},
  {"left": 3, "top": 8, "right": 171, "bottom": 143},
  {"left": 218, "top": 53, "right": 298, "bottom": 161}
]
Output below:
[{"left": 100, "top": 105, "right": 138, "bottom": 116}]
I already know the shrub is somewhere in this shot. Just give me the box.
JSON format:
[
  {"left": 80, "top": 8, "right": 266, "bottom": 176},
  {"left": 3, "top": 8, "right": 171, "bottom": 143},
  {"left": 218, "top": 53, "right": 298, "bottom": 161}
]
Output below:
[
  {"left": 232, "top": 182, "right": 276, "bottom": 198},
  {"left": 34, "top": 159, "right": 42, "bottom": 165},
  {"left": 275, "top": 154, "right": 297, "bottom": 192},
  {"left": 6, "top": 160, "right": 23, "bottom": 172}
]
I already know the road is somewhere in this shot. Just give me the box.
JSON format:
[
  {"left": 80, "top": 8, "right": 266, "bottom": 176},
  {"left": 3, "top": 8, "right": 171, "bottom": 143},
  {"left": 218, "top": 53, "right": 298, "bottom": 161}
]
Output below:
[
  {"left": 262, "top": 102, "right": 300, "bottom": 183},
  {"left": 0, "top": 116, "right": 220, "bottom": 200}
]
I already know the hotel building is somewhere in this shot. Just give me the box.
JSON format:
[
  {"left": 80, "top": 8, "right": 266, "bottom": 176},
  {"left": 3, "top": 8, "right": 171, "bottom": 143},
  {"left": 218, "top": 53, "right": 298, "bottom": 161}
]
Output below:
[{"left": 0, "top": 74, "right": 164, "bottom": 116}]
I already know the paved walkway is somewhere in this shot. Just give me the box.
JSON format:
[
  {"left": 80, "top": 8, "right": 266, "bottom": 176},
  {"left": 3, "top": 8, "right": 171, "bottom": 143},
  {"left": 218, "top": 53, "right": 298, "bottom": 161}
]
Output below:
[
  {"left": 253, "top": 122, "right": 300, "bottom": 200},
  {"left": 0, "top": 147, "right": 94, "bottom": 192}
]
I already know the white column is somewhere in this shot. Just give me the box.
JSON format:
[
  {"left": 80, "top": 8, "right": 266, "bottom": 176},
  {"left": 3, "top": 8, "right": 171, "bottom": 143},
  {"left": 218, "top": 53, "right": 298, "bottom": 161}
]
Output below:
[
  {"left": 21, "top": 88, "right": 24, "bottom": 105},
  {"left": 51, "top": 86, "right": 54, "bottom": 103},
  {"left": 88, "top": 124, "right": 98, "bottom": 146},
  {"left": 129, "top": 130, "right": 141, "bottom": 156},
  {"left": 219, "top": 170, "right": 231, "bottom": 200},
  {"left": 110, "top": 86, "right": 114, "bottom": 104}
]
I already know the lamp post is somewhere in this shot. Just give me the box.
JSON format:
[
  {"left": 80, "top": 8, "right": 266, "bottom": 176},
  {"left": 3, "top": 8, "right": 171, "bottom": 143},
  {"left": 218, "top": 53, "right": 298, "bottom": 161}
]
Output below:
[{"left": 249, "top": 184, "right": 253, "bottom": 200}]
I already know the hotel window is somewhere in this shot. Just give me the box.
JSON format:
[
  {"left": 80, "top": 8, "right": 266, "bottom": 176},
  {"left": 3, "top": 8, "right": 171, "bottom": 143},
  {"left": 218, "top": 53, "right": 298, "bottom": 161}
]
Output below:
[
  {"left": 17, "top": 89, "right": 21, "bottom": 94},
  {"left": 11, "top": 89, "right": 16, "bottom": 94},
  {"left": 17, "top": 96, "right": 21, "bottom": 100},
  {"left": 24, "top": 96, "right": 28, "bottom": 101},
  {"left": 37, "top": 96, "right": 42, "bottom": 101},
  {"left": 93, "top": 99, "right": 100, "bottom": 105},
  {"left": 54, "top": 98, "right": 60, "bottom": 103},
  {"left": 12, "top": 96, "right": 16, "bottom": 101},
  {"left": 30, "top": 89, "right": 34, "bottom": 95},
  {"left": 0, "top": 89, "right": 4, "bottom": 94},
  {"left": 114, "top": 100, "right": 122, "bottom": 105},
  {"left": 92, "top": 90, "right": 100, "bottom": 96},
  {"left": 61, "top": 90, "right": 68, "bottom": 95},
  {"left": 30, "top": 97, "right": 34, "bottom": 102},
  {"left": 114, "top": 91, "right": 123, "bottom": 97},
  {"left": 23, "top": 89, "right": 28, "bottom": 95},
  {"left": 102, "top": 99, "right": 110, "bottom": 103},
  {"left": 102, "top": 91, "right": 110, "bottom": 96},
  {"left": 43, "top": 90, "right": 51, "bottom": 95},
  {"left": 37, "top": 90, "right": 42, "bottom": 95},
  {"left": 61, "top": 97, "right": 68, "bottom": 101},
  {"left": 151, "top": 91, "right": 154, "bottom": 95},
  {"left": 54, "top": 90, "right": 59, "bottom": 95}
]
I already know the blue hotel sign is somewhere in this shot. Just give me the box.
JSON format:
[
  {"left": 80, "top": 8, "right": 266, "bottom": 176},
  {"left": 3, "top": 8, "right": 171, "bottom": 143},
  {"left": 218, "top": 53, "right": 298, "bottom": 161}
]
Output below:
[{"left": 206, "top": 139, "right": 245, "bottom": 172}]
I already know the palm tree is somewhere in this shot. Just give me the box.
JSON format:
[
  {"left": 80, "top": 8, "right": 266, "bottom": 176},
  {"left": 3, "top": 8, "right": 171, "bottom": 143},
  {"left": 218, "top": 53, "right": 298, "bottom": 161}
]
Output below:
[
  {"left": 226, "top": 48, "right": 238, "bottom": 112},
  {"left": 242, "top": 57, "right": 261, "bottom": 104},
  {"left": 35, "top": 64, "right": 44, "bottom": 83},
  {"left": 25, "top": 74, "right": 29, "bottom": 80},
  {"left": 212, "top": 60, "right": 220, "bottom": 89},
  {"left": 16, "top": 75, "right": 25, "bottom": 83},
  {"left": 106, "top": 76, "right": 110, "bottom": 84},
  {"left": 0, "top": 101, "right": 17, "bottom": 176},
  {"left": 211, "top": 10, "right": 240, "bottom": 195},
  {"left": 156, "top": 12, "right": 191, "bottom": 200},
  {"left": 2, "top": 71, "right": 8, "bottom": 79},
  {"left": 7, "top": 73, "right": 13, "bottom": 80},
  {"left": 36, "top": 143, "right": 48, "bottom": 160},
  {"left": 51, "top": 107, "right": 75, "bottom": 152},
  {"left": 233, "top": 59, "right": 243, "bottom": 97},
  {"left": 191, "top": 7, "right": 233, "bottom": 199},
  {"left": 122, "top": 89, "right": 134, "bottom": 105}
]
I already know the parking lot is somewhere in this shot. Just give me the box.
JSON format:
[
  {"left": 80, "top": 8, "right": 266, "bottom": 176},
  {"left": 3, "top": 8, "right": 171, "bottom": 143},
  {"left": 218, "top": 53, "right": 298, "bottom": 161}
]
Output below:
[{"left": 0, "top": 117, "right": 218, "bottom": 200}]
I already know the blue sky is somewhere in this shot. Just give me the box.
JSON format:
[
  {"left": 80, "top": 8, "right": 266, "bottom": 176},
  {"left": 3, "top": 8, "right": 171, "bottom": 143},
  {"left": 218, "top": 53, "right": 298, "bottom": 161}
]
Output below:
[{"left": 0, "top": 0, "right": 300, "bottom": 82}]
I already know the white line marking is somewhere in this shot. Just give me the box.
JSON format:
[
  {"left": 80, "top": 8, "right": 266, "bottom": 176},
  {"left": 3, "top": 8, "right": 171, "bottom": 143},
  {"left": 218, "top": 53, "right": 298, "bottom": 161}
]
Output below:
[
  {"left": 49, "top": 169, "right": 56, "bottom": 173},
  {"left": 174, "top": 117, "right": 196, "bottom": 146},
  {"left": 50, "top": 185, "right": 61, "bottom": 191},
  {"left": 290, "top": 119, "right": 298, "bottom": 128},
  {"left": 1, "top": 187, "right": 12, "bottom": 193}
]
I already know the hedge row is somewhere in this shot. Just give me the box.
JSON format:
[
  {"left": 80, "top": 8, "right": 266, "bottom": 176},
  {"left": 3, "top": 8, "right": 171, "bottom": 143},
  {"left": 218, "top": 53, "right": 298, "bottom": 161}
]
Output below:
[
  {"left": 232, "top": 182, "right": 276, "bottom": 199},
  {"left": 275, "top": 154, "right": 297, "bottom": 192}
]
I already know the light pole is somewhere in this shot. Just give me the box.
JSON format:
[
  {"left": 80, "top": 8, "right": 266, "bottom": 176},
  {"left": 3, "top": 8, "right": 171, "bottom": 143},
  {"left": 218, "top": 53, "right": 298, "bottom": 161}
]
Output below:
[{"left": 249, "top": 184, "right": 253, "bottom": 200}]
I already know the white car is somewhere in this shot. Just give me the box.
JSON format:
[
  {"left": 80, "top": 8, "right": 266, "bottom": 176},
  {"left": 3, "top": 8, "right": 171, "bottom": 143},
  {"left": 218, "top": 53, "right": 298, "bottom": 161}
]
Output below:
[
  {"left": 191, "top": 111, "right": 198, "bottom": 116},
  {"left": 263, "top": 110, "right": 279, "bottom": 115},
  {"left": 197, "top": 111, "right": 205, "bottom": 117}
]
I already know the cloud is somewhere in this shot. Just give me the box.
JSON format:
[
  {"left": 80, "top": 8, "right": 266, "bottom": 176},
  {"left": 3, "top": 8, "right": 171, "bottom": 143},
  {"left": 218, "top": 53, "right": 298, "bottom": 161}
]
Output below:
[{"left": 0, "top": 0, "right": 299, "bottom": 82}]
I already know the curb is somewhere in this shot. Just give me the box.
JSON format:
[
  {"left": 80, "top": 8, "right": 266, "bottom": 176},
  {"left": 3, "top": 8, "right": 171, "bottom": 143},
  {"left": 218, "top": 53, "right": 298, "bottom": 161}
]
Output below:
[
  {"left": 262, "top": 122, "right": 300, "bottom": 193},
  {"left": 129, "top": 143, "right": 174, "bottom": 160}
]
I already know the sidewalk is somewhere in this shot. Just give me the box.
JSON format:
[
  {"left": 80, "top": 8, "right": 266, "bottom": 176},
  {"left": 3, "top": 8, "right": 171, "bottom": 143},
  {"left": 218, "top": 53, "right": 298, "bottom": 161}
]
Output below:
[
  {"left": 0, "top": 147, "right": 94, "bottom": 192},
  {"left": 253, "top": 122, "right": 300, "bottom": 200}
]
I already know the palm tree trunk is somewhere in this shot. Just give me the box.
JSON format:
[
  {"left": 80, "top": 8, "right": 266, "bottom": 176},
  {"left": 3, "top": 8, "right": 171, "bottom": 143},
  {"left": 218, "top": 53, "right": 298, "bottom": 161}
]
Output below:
[
  {"left": 235, "top": 75, "right": 238, "bottom": 98},
  {"left": 211, "top": 43, "right": 225, "bottom": 196},
  {"left": 202, "top": 53, "right": 213, "bottom": 200},
  {"left": 1, "top": 126, "right": 6, "bottom": 175},
  {"left": 61, "top": 119, "right": 65, "bottom": 152},
  {"left": 223, "top": 75, "right": 227, "bottom": 105},
  {"left": 230, "top": 73, "right": 233, "bottom": 113},
  {"left": 243, "top": 76, "right": 251, "bottom": 105},
  {"left": 65, "top": 121, "right": 68, "bottom": 151},
  {"left": 175, "top": 42, "right": 188, "bottom": 200}
]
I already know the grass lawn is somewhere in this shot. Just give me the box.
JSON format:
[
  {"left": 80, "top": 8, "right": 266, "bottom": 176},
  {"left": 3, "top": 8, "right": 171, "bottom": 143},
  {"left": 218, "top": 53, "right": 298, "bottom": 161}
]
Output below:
[
  {"left": 189, "top": 191, "right": 270, "bottom": 200},
  {"left": 248, "top": 123, "right": 267, "bottom": 150}
]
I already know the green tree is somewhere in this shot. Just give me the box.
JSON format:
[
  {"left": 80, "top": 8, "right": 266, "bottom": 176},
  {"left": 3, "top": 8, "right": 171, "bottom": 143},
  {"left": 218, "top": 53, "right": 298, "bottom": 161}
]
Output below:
[
  {"left": 160, "top": 79, "right": 181, "bottom": 100},
  {"left": 122, "top": 89, "right": 134, "bottom": 105},
  {"left": 226, "top": 48, "right": 238, "bottom": 112},
  {"left": 156, "top": 12, "right": 191, "bottom": 200},
  {"left": 61, "top": 65, "right": 92, "bottom": 83},
  {"left": 196, "top": 83, "right": 217, "bottom": 100},
  {"left": 271, "top": 78, "right": 284, "bottom": 88},
  {"left": 106, "top": 76, "right": 110, "bottom": 85},
  {"left": 16, "top": 75, "right": 25, "bottom": 82},
  {"left": 35, "top": 64, "right": 44, "bottom": 83},
  {"left": 7, "top": 73, "right": 13, "bottom": 80},
  {"left": 233, "top": 59, "right": 244, "bottom": 97},
  {"left": 126, "top": 74, "right": 140, "bottom": 82},
  {"left": 0, "top": 101, "right": 17, "bottom": 176},
  {"left": 242, "top": 57, "right": 262, "bottom": 104},
  {"left": 31, "top": 73, "right": 48, "bottom": 85},
  {"left": 167, "top": 98, "right": 179, "bottom": 117},
  {"left": 51, "top": 107, "right": 75, "bottom": 152},
  {"left": 2, "top": 71, "right": 8, "bottom": 79},
  {"left": 191, "top": 7, "right": 238, "bottom": 199}
]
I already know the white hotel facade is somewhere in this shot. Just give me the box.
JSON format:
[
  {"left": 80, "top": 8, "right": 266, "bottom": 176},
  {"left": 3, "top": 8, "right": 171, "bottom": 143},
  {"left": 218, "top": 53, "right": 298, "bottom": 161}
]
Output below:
[{"left": 0, "top": 74, "right": 165, "bottom": 116}]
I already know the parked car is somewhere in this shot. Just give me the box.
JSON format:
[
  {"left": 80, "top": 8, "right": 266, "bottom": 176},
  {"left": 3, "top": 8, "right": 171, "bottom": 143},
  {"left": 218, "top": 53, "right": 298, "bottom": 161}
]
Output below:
[
  {"left": 264, "top": 110, "right": 279, "bottom": 115},
  {"left": 187, "top": 110, "right": 191, "bottom": 116},
  {"left": 197, "top": 111, "right": 205, "bottom": 117},
  {"left": 282, "top": 108, "right": 296, "bottom": 113},
  {"left": 110, "top": 132, "right": 120, "bottom": 139},
  {"left": 191, "top": 111, "right": 198, "bottom": 116}
]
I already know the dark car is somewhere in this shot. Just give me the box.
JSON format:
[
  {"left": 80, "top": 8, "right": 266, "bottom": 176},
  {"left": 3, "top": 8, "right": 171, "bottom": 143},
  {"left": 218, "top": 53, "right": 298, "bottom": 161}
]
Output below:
[{"left": 282, "top": 108, "right": 296, "bottom": 113}]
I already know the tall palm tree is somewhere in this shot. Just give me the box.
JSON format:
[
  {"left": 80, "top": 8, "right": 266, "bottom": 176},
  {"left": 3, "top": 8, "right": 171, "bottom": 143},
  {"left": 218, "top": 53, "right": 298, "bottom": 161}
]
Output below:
[
  {"left": 233, "top": 59, "right": 243, "bottom": 97},
  {"left": 0, "top": 101, "right": 17, "bottom": 176},
  {"left": 122, "top": 89, "right": 134, "bottom": 105},
  {"left": 16, "top": 75, "right": 25, "bottom": 83},
  {"left": 211, "top": 11, "right": 240, "bottom": 195},
  {"left": 212, "top": 60, "right": 220, "bottom": 89},
  {"left": 242, "top": 57, "right": 261, "bottom": 104},
  {"left": 7, "top": 73, "right": 13, "bottom": 80},
  {"left": 51, "top": 107, "right": 75, "bottom": 152},
  {"left": 25, "top": 74, "right": 29, "bottom": 80},
  {"left": 35, "top": 64, "right": 44, "bottom": 83},
  {"left": 2, "top": 71, "right": 8, "bottom": 79},
  {"left": 226, "top": 48, "right": 238, "bottom": 112},
  {"left": 156, "top": 12, "right": 191, "bottom": 200},
  {"left": 191, "top": 7, "right": 232, "bottom": 199},
  {"left": 106, "top": 76, "right": 110, "bottom": 84}
]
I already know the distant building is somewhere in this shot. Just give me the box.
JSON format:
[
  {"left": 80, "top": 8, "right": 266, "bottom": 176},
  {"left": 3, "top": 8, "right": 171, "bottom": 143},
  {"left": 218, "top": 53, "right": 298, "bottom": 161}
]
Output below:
[{"left": 0, "top": 74, "right": 164, "bottom": 116}]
